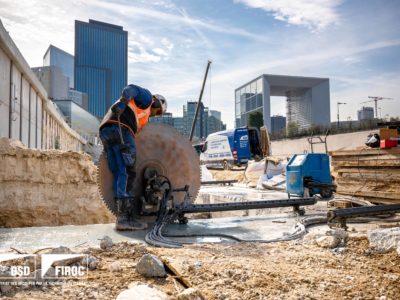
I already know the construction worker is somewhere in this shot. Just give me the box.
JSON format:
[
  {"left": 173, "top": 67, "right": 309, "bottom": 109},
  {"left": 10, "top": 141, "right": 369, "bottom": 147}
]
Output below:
[{"left": 99, "top": 84, "right": 167, "bottom": 231}]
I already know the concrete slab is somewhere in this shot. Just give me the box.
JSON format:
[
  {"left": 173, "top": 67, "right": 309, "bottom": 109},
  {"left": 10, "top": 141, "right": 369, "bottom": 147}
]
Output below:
[
  {"left": 0, "top": 213, "right": 302, "bottom": 252},
  {"left": 165, "top": 214, "right": 300, "bottom": 244}
]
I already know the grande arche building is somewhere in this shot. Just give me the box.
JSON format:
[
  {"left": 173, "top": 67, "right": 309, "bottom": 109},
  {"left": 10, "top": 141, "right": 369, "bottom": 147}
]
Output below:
[{"left": 235, "top": 74, "right": 331, "bottom": 132}]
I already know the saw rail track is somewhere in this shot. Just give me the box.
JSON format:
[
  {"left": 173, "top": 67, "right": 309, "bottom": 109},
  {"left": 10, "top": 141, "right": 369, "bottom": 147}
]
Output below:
[{"left": 145, "top": 190, "right": 319, "bottom": 248}]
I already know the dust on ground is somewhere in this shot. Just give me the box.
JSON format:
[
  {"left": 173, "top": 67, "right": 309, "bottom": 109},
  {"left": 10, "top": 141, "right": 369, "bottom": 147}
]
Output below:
[
  {"left": 209, "top": 169, "right": 247, "bottom": 183},
  {"left": 4, "top": 235, "right": 399, "bottom": 300}
]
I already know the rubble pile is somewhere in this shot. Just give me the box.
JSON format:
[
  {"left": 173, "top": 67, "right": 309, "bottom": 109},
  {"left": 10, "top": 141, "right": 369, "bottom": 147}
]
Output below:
[
  {"left": 0, "top": 138, "right": 114, "bottom": 227},
  {"left": 330, "top": 147, "right": 400, "bottom": 204}
]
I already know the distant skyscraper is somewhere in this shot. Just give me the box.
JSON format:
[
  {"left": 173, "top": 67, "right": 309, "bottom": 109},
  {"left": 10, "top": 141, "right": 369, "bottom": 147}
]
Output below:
[
  {"left": 173, "top": 117, "right": 186, "bottom": 136},
  {"left": 43, "top": 45, "right": 74, "bottom": 88},
  {"left": 74, "top": 19, "right": 127, "bottom": 117},
  {"left": 208, "top": 115, "right": 226, "bottom": 135},
  {"left": 184, "top": 101, "right": 206, "bottom": 139},
  {"left": 149, "top": 112, "right": 174, "bottom": 126},
  {"left": 182, "top": 102, "right": 225, "bottom": 139},
  {"left": 210, "top": 110, "right": 221, "bottom": 121},
  {"left": 357, "top": 106, "right": 374, "bottom": 121},
  {"left": 32, "top": 66, "right": 69, "bottom": 100}
]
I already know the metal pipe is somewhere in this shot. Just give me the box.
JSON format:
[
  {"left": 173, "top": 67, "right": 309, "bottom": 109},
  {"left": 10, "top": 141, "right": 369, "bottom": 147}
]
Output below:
[
  {"left": 201, "top": 180, "right": 238, "bottom": 185},
  {"left": 178, "top": 197, "right": 317, "bottom": 213},
  {"left": 189, "top": 60, "right": 212, "bottom": 141},
  {"left": 327, "top": 204, "right": 400, "bottom": 220}
]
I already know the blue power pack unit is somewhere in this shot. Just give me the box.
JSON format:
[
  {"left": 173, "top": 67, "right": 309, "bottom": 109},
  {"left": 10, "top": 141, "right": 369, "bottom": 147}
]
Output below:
[{"left": 286, "top": 153, "right": 335, "bottom": 199}]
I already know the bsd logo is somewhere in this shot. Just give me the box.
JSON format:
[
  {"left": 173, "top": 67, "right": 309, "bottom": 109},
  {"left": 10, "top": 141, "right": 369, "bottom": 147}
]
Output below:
[
  {"left": 55, "top": 266, "right": 85, "bottom": 277},
  {"left": 10, "top": 266, "right": 30, "bottom": 276},
  {"left": 0, "top": 254, "right": 36, "bottom": 279}
]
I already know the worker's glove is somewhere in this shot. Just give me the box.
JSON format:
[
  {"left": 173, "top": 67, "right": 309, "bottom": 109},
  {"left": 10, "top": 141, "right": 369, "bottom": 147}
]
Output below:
[{"left": 111, "top": 101, "right": 126, "bottom": 116}]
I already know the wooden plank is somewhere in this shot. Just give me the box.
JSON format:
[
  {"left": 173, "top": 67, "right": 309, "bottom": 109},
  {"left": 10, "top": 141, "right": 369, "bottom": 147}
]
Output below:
[
  {"left": 338, "top": 172, "right": 400, "bottom": 181},
  {"left": 329, "top": 147, "right": 400, "bottom": 157},
  {"left": 162, "top": 257, "right": 192, "bottom": 288},
  {"left": 332, "top": 160, "right": 400, "bottom": 167},
  {"left": 364, "top": 198, "right": 400, "bottom": 205},
  {"left": 336, "top": 179, "right": 400, "bottom": 188},
  {"left": 334, "top": 168, "right": 400, "bottom": 174},
  {"left": 332, "top": 154, "right": 400, "bottom": 161},
  {"left": 337, "top": 188, "right": 400, "bottom": 200}
]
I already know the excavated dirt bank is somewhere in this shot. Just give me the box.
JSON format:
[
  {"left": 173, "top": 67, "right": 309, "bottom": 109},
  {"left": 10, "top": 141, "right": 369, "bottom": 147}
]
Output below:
[{"left": 0, "top": 138, "right": 114, "bottom": 227}]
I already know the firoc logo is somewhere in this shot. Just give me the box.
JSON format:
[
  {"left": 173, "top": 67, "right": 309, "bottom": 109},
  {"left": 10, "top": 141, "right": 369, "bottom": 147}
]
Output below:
[{"left": 41, "top": 254, "right": 88, "bottom": 279}]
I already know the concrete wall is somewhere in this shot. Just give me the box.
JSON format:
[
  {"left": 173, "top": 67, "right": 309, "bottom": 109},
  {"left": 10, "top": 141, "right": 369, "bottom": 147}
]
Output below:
[
  {"left": 0, "top": 20, "right": 85, "bottom": 151},
  {"left": 262, "top": 79, "right": 271, "bottom": 131},
  {"left": 271, "top": 130, "right": 377, "bottom": 156}
]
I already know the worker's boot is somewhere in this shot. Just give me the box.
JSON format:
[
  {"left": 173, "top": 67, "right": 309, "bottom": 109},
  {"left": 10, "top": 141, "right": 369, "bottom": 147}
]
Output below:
[
  {"left": 115, "top": 198, "right": 135, "bottom": 231},
  {"left": 126, "top": 197, "right": 147, "bottom": 230}
]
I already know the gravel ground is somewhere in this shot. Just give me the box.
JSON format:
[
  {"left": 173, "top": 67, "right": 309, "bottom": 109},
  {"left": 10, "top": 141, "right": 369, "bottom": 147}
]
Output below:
[{"left": 1, "top": 233, "right": 399, "bottom": 300}]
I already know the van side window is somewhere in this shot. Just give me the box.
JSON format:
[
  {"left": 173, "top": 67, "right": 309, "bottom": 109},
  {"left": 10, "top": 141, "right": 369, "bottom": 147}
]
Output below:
[{"left": 202, "top": 142, "right": 208, "bottom": 152}]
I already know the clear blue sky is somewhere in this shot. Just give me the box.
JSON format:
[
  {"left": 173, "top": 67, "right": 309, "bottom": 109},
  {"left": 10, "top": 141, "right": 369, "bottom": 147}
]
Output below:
[{"left": 1, "top": 0, "right": 399, "bottom": 127}]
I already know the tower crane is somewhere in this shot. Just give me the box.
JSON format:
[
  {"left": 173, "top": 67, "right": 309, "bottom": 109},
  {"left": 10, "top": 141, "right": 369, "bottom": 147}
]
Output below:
[{"left": 360, "top": 96, "right": 394, "bottom": 118}]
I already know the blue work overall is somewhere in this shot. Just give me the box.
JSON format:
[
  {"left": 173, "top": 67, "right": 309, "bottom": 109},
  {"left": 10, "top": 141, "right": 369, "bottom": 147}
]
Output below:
[{"left": 99, "top": 124, "right": 136, "bottom": 199}]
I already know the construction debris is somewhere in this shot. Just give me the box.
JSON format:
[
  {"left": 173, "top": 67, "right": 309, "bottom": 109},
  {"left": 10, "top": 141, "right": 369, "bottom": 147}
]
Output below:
[
  {"left": 315, "top": 235, "right": 341, "bottom": 249},
  {"left": 311, "top": 230, "right": 349, "bottom": 249},
  {"left": 367, "top": 227, "right": 400, "bottom": 253},
  {"left": 116, "top": 283, "right": 168, "bottom": 300},
  {"left": 176, "top": 287, "right": 204, "bottom": 300},
  {"left": 82, "top": 255, "right": 99, "bottom": 270},
  {"left": 110, "top": 261, "right": 122, "bottom": 272},
  {"left": 49, "top": 246, "right": 74, "bottom": 254},
  {"left": 99, "top": 235, "right": 114, "bottom": 250},
  {"left": 330, "top": 146, "right": 400, "bottom": 204},
  {"left": 136, "top": 254, "right": 167, "bottom": 277}
]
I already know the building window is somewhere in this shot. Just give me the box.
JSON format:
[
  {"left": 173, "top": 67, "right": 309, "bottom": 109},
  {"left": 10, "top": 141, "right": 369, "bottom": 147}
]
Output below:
[
  {"left": 250, "top": 81, "right": 256, "bottom": 95},
  {"left": 246, "top": 98, "right": 251, "bottom": 111},
  {"left": 257, "top": 78, "right": 263, "bottom": 93},
  {"left": 257, "top": 94, "right": 263, "bottom": 108}
]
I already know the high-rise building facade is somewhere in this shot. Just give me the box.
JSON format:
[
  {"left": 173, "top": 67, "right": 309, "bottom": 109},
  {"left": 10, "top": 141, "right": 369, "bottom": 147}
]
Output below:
[
  {"left": 75, "top": 19, "right": 127, "bottom": 117},
  {"left": 173, "top": 117, "right": 186, "bottom": 136},
  {"left": 184, "top": 101, "right": 206, "bottom": 140},
  {"left": 210, "top": 110, "right": 221, "bottom": 121},
  {"left": 148, "top": 103, "right": 225, "bottom": 139},
  {"left": 149, "top": 112, "right": 174, "bottom": 126},
  {"left": 68, "top": 89, "right": 89, "bottom": 110},
  {"left": 357, "top": 106, "right": 374, "bottom": 121},
  {"left": 43, "top": 45, "right": 74, "bottom": 88},
  {"left": 208, "top": 115, "right": 226, "bottom": 134},
  {"left": 32, "top": 66, "right": 69, "bottom": 100}
]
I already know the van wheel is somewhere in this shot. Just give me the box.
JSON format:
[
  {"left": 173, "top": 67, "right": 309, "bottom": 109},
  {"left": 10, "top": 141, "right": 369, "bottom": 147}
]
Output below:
[{"left": 223, "top": 160, "right": 230, "bottom": 170}]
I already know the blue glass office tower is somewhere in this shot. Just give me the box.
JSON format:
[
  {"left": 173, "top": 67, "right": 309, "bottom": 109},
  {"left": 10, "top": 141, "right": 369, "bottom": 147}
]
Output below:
[
  {"left": 75, "top": 19, "right": 127, "bottom": 117},
  {"left": 43, "top": 45, "right": 75, "bottom": 88}
]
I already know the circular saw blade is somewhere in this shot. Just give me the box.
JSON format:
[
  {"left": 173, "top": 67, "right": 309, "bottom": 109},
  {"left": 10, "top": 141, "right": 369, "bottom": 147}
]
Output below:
[{"left": 98, "top": 123, "right": 201, "bottom": 216}]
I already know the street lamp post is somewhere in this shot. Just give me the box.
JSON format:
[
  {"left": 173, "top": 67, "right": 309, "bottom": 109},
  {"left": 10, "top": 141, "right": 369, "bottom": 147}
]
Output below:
[{"left": 337, "top": 102, "right": 347, "bottom": 128}]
